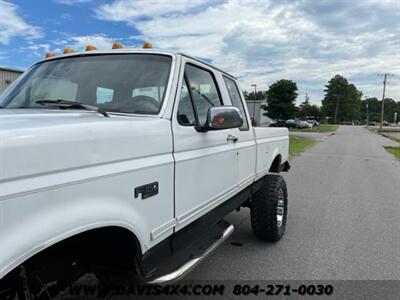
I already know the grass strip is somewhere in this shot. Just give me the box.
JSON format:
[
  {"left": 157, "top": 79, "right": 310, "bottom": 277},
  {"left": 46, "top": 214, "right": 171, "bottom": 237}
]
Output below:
[
  {"left": 384, "top": 146, "right": 400, "bottom": 160},
  {"left": 289, "top": 136, "right": 316, "bottom": 157},
  {"left": 290, "top": 124, "right": 338, "bottom": 132}
]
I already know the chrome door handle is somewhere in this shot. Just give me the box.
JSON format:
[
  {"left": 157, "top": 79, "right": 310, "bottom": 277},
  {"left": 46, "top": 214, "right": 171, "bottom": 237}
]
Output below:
[{"left": 227, "top": 134, "right": 239, "bottom": 142}]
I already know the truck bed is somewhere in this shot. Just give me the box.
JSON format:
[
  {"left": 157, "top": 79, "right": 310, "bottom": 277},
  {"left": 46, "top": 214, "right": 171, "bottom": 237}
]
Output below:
[{"left": 254, "top": 126, "right": 289, "bottom": 180}]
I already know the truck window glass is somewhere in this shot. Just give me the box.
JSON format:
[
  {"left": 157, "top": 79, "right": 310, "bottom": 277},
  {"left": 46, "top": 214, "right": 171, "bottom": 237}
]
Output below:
[
  {"left": 132, "top": 86, "right": 165, "bottom": 102},
  {"left": 32, "top": 76, "right": 78, "bottom": 102},
  {"left": 96, "top": 87, "right": 114, "bottom": 104},
  {"left": 185, "top": 64, "right": 222, "bottom": 127},
  {"left": 0, "top": 54, "right": 172, "bottom": 115},
  {"left": 177, "top": 79, "right": 196, "bottom": 125},
  {"left": 223, "top": 76, "right": 249, "bottom": 130}
]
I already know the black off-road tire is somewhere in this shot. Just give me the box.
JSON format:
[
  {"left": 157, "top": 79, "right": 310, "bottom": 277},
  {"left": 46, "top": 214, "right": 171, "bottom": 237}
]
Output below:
[{"left": 250, "top": 174, "right": 288, "bottom": 241}]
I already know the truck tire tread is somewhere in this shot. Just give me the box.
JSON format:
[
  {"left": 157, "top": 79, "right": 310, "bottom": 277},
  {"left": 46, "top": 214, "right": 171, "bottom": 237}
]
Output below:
[{"left": 250, "top": 174, "right": 288, "bottom": 242}]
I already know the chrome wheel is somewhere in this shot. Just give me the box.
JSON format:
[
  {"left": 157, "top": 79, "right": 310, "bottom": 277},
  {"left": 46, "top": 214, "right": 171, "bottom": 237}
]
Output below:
[
  {"left": 250, "top": 174, "right": 287, "bottom": 242},
  {"left": 277, "top": 189, "right": 285, "bottom": 227}
]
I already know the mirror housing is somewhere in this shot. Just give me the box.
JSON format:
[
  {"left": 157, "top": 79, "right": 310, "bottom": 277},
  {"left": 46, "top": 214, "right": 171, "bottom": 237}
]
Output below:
[{"left": 196, "top": 106, "right": 243, "bottom": 132}]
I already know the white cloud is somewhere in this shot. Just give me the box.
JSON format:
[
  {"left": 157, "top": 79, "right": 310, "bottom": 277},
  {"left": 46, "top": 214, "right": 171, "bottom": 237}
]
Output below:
[
  {"left": 54, "top": 34, "right": 116, "bottom": 52},
  {"left": 0, "top": 0, "right": 42, "bottom": 45},
  {"left": 54, "top": 0, "right": 92, "bottom": 5},
  {"left": 69, "top": 34, "right": 115, "bottom": 50},
  {"left": 94, "top": 0, "right": 400, "bottom": 103},
  {"left": 26, "top": 43, "right": 51, "bottom": 57},
  {"left": 95, "top": 0, "right": 209, "bottom": 21},
  {"left": 25, "top": 34, "right": 119, "bottom": 59}
]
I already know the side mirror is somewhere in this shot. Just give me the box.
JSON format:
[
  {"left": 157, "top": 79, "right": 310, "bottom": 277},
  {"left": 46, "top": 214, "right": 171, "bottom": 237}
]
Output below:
[{"left": 196, "top": 106, "right": 243, "bottom": 132}]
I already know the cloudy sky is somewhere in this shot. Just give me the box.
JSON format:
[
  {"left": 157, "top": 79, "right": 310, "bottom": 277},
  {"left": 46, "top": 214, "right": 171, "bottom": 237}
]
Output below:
[{"left": 0, "top": 0, "right": 399, "bottom": 104}]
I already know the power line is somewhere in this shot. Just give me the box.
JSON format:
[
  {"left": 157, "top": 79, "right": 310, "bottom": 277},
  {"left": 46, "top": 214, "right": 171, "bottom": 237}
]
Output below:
[{"left": 377, "top": 73, "right": 395, "bottom": 131}]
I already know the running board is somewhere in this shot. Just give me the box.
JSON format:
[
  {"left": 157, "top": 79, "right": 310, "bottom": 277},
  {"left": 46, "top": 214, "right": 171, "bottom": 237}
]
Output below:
[{"left": 148, "top": 224, "right": 234, "bottom": 284}]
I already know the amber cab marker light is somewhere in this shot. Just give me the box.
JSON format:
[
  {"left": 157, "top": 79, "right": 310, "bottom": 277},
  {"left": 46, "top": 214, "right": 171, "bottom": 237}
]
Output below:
[
  {"left": 143, "top": 41, "right": 152, "bottom": 49},
  {"left": 112, "top": 42, "right": 124, "bottom": 49},
  {"left": 85, "top": 45, "right": 97, "bottom": 51},
  {"left": 45, "top": 52, "right": 55, "bottom": 59},
  {"left": 63, "top": 48, "right": 75, "bottom": 54}
]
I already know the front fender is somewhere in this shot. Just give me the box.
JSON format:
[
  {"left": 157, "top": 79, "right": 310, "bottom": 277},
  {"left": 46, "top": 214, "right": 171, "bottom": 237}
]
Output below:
[{"left": 0, "top": 192, "right": 146, "bottom": 279}]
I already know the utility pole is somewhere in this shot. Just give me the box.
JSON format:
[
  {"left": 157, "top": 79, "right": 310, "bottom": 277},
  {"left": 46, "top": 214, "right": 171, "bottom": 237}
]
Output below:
[
  {"left": 251, "top": 84, "right": 257, "bottom": 125},
  {"left": 334, "top": 94, "right": 340, "bottom": 124},
  {"left": 305, "top": 93, "right": 309, "bottom": 119},
  {"left": 378, "top": 73, "right": 394, "bottom": 131},
  {"left": 364, "top": 96, "right": 369, "bottom": 128}
]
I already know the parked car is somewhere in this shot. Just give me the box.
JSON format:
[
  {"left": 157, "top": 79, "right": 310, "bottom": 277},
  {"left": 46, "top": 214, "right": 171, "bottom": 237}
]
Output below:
[
  {"left": 307, "top": 119, "right": 319, "bottom": 126},
  {"left": 295, "top": 120, "right": 313, "bottom": 128},
  {"left": 304, "top": 121, "right": 313, "bottom": 128},
  {"left": 283, "top": 119, "right": 295, "bottom": 128},
  {"left": 0, "top": 47, "right": 290, "bottom": 295},
  {"left": 269, "top": 120, "right": 287, "bottom": 127},
  {"left": 341, "top": 121, "right": 353, "bottom": 125}
]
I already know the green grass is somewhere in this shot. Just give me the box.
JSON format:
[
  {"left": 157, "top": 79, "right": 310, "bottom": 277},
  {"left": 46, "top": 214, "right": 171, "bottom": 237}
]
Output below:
[
  {"left": 369, "top": 127, "right": 400, "bottom": 133},
  {"left": 290, "top": 124, "right": 338, "bottom": 132},
  {"left": 289, "top": 136, "right": 316, "bottom": 157},
  {"left": 379, "top": 128, "right": 400, "bottom": 132},
  {"left": 384, "top": 146, "right": 400, "bottom": 160}
]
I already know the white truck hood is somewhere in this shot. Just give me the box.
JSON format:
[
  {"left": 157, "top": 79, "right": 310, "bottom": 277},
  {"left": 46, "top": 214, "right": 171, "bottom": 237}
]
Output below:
[{"left": 0, "top": 109, "right": 172, "bottom": 184}]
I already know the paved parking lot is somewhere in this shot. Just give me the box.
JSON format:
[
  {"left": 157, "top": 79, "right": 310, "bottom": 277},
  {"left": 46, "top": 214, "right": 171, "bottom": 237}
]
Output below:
[{"left": 188, "top": 126, "right": 400, "bottom": 280}]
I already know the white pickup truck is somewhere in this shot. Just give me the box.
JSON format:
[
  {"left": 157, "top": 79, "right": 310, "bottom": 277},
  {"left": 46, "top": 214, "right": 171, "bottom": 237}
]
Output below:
[{"left": 0, "top": 48, "right": 289, "bottom": 296}]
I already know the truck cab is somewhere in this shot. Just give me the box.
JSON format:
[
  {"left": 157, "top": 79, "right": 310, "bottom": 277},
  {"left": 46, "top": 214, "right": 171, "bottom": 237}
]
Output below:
[{"left": 0, "top": 48, "right": 289, "bottom": 297}]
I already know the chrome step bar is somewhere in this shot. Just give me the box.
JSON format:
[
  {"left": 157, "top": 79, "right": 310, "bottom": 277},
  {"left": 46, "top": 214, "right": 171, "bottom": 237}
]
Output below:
[{"left": 148, "top": 224, "right": 234, "bottom": 284}]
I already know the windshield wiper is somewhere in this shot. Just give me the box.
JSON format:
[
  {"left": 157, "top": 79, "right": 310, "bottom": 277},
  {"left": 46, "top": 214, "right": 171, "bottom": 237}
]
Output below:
[{"left": 35, "top": 99, "right": 109, "bottom": 117}]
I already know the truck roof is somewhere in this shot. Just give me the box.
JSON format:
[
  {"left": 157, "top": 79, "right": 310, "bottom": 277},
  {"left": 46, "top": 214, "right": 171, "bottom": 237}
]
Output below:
[{"left": 35, "top": 48, "right": 237, "bottom": 80}]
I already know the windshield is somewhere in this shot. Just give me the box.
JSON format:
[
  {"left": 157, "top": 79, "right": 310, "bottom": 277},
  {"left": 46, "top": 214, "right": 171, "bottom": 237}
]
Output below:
[{"left": 0, "top": 54, "right": 172, "bottom": 115}]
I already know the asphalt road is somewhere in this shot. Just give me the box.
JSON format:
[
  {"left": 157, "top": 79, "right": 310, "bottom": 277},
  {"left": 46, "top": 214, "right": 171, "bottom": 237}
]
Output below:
[{"left": 187, "top": 126, "right": 400, "bottom": 280}]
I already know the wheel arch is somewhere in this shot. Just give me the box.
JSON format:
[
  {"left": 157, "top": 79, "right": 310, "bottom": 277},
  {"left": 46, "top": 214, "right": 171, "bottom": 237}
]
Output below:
[
  {"left": 0, "top": 222, "right": 145, "bottom": 280},
  {"left": 269, "top": 154, "right": 282, "bottom": 173}
]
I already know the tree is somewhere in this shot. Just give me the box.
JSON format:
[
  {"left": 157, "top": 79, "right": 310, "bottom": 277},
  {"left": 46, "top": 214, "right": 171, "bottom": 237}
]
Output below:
[
  {"left": 244, "top": 90, "right": 266, "bottom": 101},
  {"left": 308, "top": 105, "right": 322, "bottom": 120},
  {"left": 382, "top": 98, "right": 398, "bottom": 122},
  {"left": 321, "top": 75, "right": 362, "bottom": 123},
  {"left": 362, "top": 97, "right": 381, "bottom": 122},
  {"left": 296, "top": 95, "right": 322, "bottom": 120},
  {"left": 360, "top": 97, "right": 400, "bottom": 123},
  {"left": 298, "top": 94, "right": 311, "bottom": 119},
  {"left": 264, "top": 79, "right": 298, "bottom": 120}
]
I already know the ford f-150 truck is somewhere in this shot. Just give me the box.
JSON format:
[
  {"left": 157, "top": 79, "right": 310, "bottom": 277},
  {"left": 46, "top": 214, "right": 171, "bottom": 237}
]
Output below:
[{"left": 0, "top": 46, "right": 289, "bottom": 297}]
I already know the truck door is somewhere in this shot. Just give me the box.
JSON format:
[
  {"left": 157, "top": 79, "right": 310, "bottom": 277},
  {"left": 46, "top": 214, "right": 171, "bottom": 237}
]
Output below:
[
  {"left": 172, "top": 59, "right": 239, "bottom": 231},
  {"left": 222, "top": 76, "right": 257, "bottom": 189}
]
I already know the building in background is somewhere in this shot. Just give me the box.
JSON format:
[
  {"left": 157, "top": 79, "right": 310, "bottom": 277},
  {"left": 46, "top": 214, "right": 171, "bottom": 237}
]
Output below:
[
  {"left": 0, "top": 67, "right": 23, "bottom": 94},
  {"left": 246, "top": 100, "right": 272, "bottom": 125}
]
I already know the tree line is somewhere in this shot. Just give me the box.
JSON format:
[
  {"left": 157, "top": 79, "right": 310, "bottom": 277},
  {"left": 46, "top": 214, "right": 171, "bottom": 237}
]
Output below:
[{"left": 244, "top": 75, "right": 399, "bottom": 123}]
